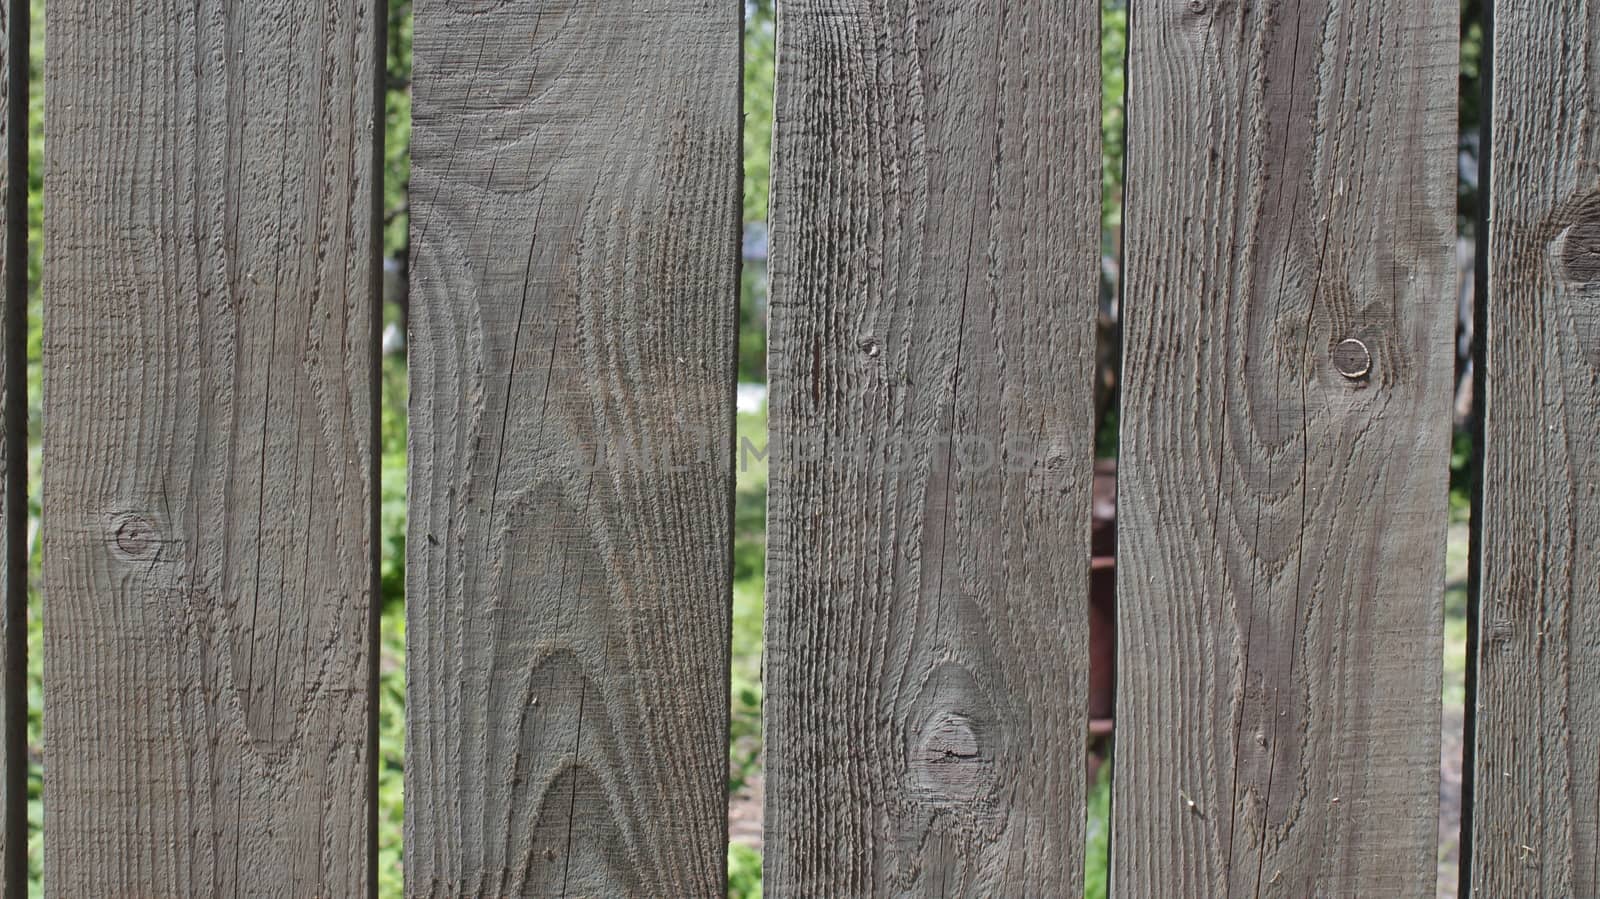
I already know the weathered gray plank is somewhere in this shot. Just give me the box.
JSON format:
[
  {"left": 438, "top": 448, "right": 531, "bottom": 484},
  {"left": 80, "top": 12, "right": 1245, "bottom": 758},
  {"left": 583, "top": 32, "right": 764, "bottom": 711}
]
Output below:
[
  {"left": 764, "top": 1, "right": 1100, "bottom": 894},
  {"left": 0, "top": 0, "right": 23, "bottom": 893},
  {"left": 405, "top": 3, "right": 740, "bottom": 896},
  {"left": 1114, "top": 1, "right": 1456, "bottom": 895},
  {"left": 1469, "top": 2, "right": 1600, "bottom": 894},
  {"left": 42, "top": 0, "right": 383, "bottom": 894}
]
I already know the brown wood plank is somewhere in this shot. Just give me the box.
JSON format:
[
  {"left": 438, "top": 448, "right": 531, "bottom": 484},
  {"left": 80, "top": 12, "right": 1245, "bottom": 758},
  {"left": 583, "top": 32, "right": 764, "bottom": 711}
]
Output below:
[
  {"left": 41, "top": 0, "right": 384, "bottom": 894},
  {"left": 1469, "top": 3, "right": 1600, "bottom": 894},
  {"left": 763, "top": 1, "right": 1101, "bottom": 894},
  {"left": 0, "top": 0, "right": 23, "bottom": 893},
  {"left": 1114, "top": 1, "right": 1457, "bottom": 895},
  {"left": 404, "top": 3, "right": 740, "bottom": 896}
]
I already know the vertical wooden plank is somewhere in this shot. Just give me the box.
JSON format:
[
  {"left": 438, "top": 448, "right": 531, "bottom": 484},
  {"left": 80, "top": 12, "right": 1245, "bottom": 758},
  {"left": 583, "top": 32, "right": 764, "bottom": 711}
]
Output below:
[
  {"left": 1470, "top": 2, "right": 1600, "bottom": 894},
  {"left": 1115, "top": 1, "right": 1457, "bottom": 895},
  {"left": 0, "top": 0, "right": 23, "bottom": 893},
  {"left": 405, "top": 3, "right": 740, "bottom": 896},
  {"left": 42, "top": 0, "right": 384, "bottom": 894},
  {"left": 765, "top": 1, "right": 1100, "bottom": 895}
]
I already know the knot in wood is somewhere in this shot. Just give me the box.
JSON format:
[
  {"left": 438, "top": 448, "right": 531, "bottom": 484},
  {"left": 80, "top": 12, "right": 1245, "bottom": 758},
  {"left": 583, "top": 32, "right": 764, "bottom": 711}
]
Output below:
[
  {"left": 857, "top": 336, "right": 882, "bottom": 358},
  {"left": 1557, "top": 217, "right": 1600, "bottom": 285},
  {"left": 1043, "top": 448, "right": 1073, "bottom": 472},
  {"left": 922, "top": 715, "right": 980, "bottom": 762},
  {"left": 913, "top": 711, "right": 991, "bottom": 803},
  {"left": 110, "top": 512, "right": 160, "bottom": 560},
  {"left": 1331, "top": 338, "right": 1371, "bottom": 380}
]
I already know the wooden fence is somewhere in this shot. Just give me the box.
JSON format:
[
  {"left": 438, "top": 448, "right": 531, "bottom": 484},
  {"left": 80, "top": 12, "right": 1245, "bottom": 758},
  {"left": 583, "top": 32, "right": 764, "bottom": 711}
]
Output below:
[{"left": 0, "top": 0, "right": 1590, "bottom": 895}]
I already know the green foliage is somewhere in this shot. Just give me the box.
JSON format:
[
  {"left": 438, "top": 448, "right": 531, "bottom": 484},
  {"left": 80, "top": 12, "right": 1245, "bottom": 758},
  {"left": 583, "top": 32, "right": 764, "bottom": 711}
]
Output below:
[
  {"left": 1443, "top": 531, "right": 1471, "bottom": 709},
  {"left": 1102, "top": 0, "right": 1127, "bottom": 235},
  {"left": 385, "top": 1, "right": 413, "bottom": 259},
  {"left": 1459, "top": 0, "right": 1484, "bottom": 139},
  {"left": 1450, "top": 428, "right": 1473, "bottom": 521},
  {"left": 26, "top": 2, "right": 44, "bottom": 889},
  {"left": 377, "top": 351, "right": 408, "bottom": 899},
  {"left": 728, "top": 842, "right": 764, "bottom": 899},
  {"left": 739, "top": 2, "right": 776, "bottom": 384},
  {"left": 376, "top": 610, "right": 407, "bottom": 899},
  {"left": 744, "top": 0, "right": 775, "bottom": 226},
  {"left": 375, "top": 4, "right": 414, "bottom": 894},
  {"left": 730, "top": 411, "right": 767, "bottom": 796},
  {"left": 1086, "top": 762, "right": 1112, "bottom": 899},
  {"left": 380, "top": 360, "right": 409, "bottom": 605}
]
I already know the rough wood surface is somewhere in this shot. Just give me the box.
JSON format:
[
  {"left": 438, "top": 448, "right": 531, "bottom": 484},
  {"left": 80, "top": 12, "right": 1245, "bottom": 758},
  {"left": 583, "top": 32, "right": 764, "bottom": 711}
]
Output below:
[
  {"left": 42, "top": 0, "right": 383, "bottom": 894},
  {"left": 1470, "top": 2, "right": 1600, "bottom": 894},
  {"left": 1114, "top": 1, "right": 1456, "bottom": 895},
  {"left": 764, "top": 1, "right": 1100, "bottom": 894},
  {"left": 405, "top": 3, "right": 740, "bottom": 896},
  {"left": 0, "top": 0, "right": 21, "bottom": 893}
]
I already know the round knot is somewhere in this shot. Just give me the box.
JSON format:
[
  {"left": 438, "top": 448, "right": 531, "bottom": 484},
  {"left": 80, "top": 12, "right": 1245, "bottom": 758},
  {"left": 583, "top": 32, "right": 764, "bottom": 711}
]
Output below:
[
  {"left": 110, "top": 513, "right": 160, "bottom": 561},
  {"left": 1331, "top": 338, "right": 1371, "bottom": 380}
]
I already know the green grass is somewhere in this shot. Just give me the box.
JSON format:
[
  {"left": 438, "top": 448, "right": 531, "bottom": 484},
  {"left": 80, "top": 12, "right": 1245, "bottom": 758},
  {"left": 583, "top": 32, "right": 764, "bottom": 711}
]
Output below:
[
  {"left": 729, "top": 842, "right": 763, "bottom": 899},
  {"left": 377, "top": 356, "right": 408, "bottom": 897},
  {"left": 729, "top": 408, "right": 768, "bottom": 899},
  {"left": 1087, "top": 765, "right": 1112, "bottom": 899},
  {"left": 1444, "top": 521, "right": 1472, "bottom": 711}
]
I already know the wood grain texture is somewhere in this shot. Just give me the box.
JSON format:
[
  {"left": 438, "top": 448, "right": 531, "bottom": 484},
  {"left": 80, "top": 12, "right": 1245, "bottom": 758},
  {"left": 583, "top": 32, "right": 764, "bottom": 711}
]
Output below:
[
  {"left": 0, "top": 0, "right": 22, "bottom": 893},
  {"left": 42, "top": 0, "right": 383, "bottom": 894},
  {"left": 1470, "top": 2, "right": 1600, "bottom": 894},
  {"left": 405, "top": 3, "right": 740, "bottom": 896},
  {"left": 764, "top": 1, "right": 1100, "bottom": 895},
  {"left": 1114, "top": 1, "right": 1456, "bottom": 895}
]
